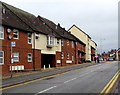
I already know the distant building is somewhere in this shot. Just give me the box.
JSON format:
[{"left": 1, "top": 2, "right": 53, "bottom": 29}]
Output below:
[{"left": 68, "top": 25, "right": 97, "bottom": 62}]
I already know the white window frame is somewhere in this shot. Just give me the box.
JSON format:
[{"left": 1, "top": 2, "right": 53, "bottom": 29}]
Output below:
[
  {"left": 0, "top": 51, "right": 4, "bottom": 65},
  {"left": 47, "top": 35, "right": 54, "bottom": 46},
  {"left": 72, "top": 41, "right": 74, "bottom": 48},
  {"left": 61, "top": 52, "right": 64, "bottom": 59},
  {"left": 67, "top": 40, "right": 69, "bottom": 46},
  {"left": 13, "top": 52, "right": 19, "bottom": 62},
  {"left": 13, "top": 29, "right": 19, "bottom": 39},
  {"left": 61, "top": 40, "right": 64, "bottom": 46},
  {"left": 67, "top": 53, "right": 70, "bottom": 59},
  {"left": 57, "top": 39, "right": 59, "bottom": 45},
  {"left": 72, "top": 55, "right": 74, "bottom": 61},
  {"left": 28, "top": 53, "right": 32, "bottom": 62},
  {"left": 28, "top": 33, "right": 32, "bottom": 44},
  {"left": 0, "top": 26, "right": 4, "bottom": 40}
]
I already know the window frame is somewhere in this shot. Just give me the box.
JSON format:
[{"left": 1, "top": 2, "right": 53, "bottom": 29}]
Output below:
[
  {"left": 47, "top": 35, "right": 54, "bottom": 46},
  {"left": 67, "top": 40, "right": 69, "bottom": 46},
  {"left": 28, "top": 33, "right": 32, "bottom": 44},
  {"left": 67, "top": 53, "right": 70, "bottom": 59},
  {"left": 61, "top": 52, "right": 64, "bottom": 59},
  {"left": 13, "top": 52, "right": 19, "bottom": 62},
  {"left": 0, "top": 51, "right": 4, "bottom": 65},
  {"left": 72, "top": 41, "right": 74, "bottom": 48},
  {"left": 13, "top": 29, "right": 19, "bottom": 39},
  {"left": 61, "top": 40, "right": 64, "bottom": 46},
  {"left": 0, "top": 26, "right": 4, "bottom": 40},
  {"left": 28, "top": 53, "right": 32, "bottom": 62}
]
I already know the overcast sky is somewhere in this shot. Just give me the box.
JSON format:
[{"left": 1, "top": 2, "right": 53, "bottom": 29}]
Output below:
[{"left": 1, "top": 0, "right": 119, "bottom": 53}]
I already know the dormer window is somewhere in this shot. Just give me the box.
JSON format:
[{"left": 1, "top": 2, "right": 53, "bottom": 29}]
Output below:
[{"left": 47, "top": 35, "right": 54, "bottom": 47}]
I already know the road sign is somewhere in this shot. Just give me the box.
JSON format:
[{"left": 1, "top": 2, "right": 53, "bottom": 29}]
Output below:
[{"left": 11, "top": 41, "right": 16, "bottom": 46}]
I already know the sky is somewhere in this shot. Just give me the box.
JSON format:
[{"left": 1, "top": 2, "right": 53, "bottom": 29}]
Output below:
[{"left": 1, "top": 0, "right": 119, "bottom": 53}]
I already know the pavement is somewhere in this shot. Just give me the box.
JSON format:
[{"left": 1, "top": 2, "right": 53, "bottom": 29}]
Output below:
[{"left": 1, "top": 61, "right": 112, "bottom": 88}]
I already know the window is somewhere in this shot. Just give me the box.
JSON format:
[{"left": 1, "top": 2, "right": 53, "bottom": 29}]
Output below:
[
  {"left": 47, "top": 36, "right": 54, "bottom": 46},
  {"left": 61, "top": 40, "right": 64, "bottom": 46},
  {"left": 57, "top": 39, "right": 59, "bottom": 45},
  {"left": 28, "top": 33, "right": 32, "bottom": 44},
  {"left": 2, "top": 8, "right": 6, "bottom": 14},
  {"left": 13, "top": 52, "right": 19, "bottom": 62},
  {"left": 28, "top": 53, "right": 32, "bottom": 62},
  {"left": 72, "top": 55, "right": 74, "bottom": 61},
  {"left": 61, "top": 52, "right": 64, "bottom": 59},
  {"left": 67, "top": 53, "right": 70, "bottom": 59},
  {"left": 13, "top": 29, "right": 19, "bottom": 39},
  {"left": 0, "top": 26, "right": 4, "bottom": 39},
  {"left": 72, "top": 41, "right": 74, "bottom": 48},
  {"left": 0, "top": 51, "right": 4, "bottom": 64},
  {"left": 67, "top": 40, "right": 69, "bottom": 46}
]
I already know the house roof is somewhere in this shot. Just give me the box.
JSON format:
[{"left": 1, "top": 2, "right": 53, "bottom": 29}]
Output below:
[
  {"left": 68, "top": 24, "right": 91, "bottom": 39},
  {"left": 39, "top": 16, "right": 78, "bottom": 41},
  {"left": 1, "top": 2, "right": 33, "bottom": 32},
  {"left": 1, "top": 1, "right": 61, "bottom": 38}
]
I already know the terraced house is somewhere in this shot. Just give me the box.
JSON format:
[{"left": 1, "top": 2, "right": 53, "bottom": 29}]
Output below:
[{"left": 0, "top": 2, "right": 96, "bottom": 75}]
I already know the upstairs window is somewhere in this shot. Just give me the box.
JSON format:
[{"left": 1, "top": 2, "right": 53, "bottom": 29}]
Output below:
[
  {"left": 61, "top": 40, "right": 64, "bottom": 46},
  {"left": 67, "top": 40, "right": 69, "bottom": 46},
  {"left": 0, "top": 51, "right": 4, "bottom": 64},
  {"left": 13, "top": 29, "right": 19, "bottom": 39},
  {"left": 47, "top": 35, "right": 54, "bottom": 46},
  {"left": 28, "top": 33, "right": 32, "bottom": 44},
  {"left": 0, "top": 26, "right": 4, "bottom": 39},
  {"left": 72, "top": 41, "right": 74, "bottom": 48},
  {"left": 57, "top": 39, "right": 60, "bottom": 45}
]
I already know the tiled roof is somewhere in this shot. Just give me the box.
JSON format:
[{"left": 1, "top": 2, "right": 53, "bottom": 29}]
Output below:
[
  {"left": 40, "top": 16, "right": 77, "bottom": 41},
  {"left": 1, "top": 1, "right": 61, "bottom": 38}
]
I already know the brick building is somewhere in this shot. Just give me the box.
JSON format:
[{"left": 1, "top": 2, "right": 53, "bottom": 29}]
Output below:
[{"left": 0, "top": 2, "right": 95, "bottom": 75}]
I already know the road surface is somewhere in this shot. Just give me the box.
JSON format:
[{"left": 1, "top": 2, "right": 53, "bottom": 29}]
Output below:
[{"left": 2, "top": 61, "right": 119, "bottom": 94}]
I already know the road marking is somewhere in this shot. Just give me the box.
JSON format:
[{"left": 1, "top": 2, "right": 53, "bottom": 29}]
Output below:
[
  {"left": 99, "top": 70, "right": 120, "bottom": 94},
  {"left": 1, "top": 62, "right": 115, "bottom": 90},
  {"left": 35, "top": 86, "right": 57, "bottom": 94},
  {"left": 105, "top": 73, "right": 119, "bottom": 94},
  {"left": 64, "top": 77, "right": 77, "bottom": 83}
]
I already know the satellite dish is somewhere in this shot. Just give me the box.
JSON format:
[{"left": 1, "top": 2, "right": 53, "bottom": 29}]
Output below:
[
  {"left": 8, "top": 35, "right": 13, "bottom": 40},
  {"left": 7, "top": 28, "right": 11, "bottom": 33}
]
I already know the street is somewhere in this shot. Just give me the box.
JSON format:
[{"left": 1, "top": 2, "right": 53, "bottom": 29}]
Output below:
[{"left": 2, "top": 61, "right": 119, "bottom": 94}]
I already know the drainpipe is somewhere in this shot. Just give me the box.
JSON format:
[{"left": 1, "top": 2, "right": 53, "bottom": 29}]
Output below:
[{"left": 33, "top": 33, "right": 35, "bottom": 71}]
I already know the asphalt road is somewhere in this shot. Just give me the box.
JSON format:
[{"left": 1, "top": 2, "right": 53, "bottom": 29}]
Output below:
[{"left": 2, "top": 61, "right": 119, "bottom": 94}]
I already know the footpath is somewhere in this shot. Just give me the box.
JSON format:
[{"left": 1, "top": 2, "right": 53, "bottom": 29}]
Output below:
[{"left": 1, "top": 61, "right": 109, "bottom": 88}]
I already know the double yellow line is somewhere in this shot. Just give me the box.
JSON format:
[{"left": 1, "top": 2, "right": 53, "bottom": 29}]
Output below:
[{"left": 100, "top": 70, "right": 120, "bottom": 95}]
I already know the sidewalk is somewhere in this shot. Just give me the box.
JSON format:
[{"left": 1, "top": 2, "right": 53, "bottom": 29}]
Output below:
[{"left": 1, "top": 62, "right": 108, "bottom": 88}]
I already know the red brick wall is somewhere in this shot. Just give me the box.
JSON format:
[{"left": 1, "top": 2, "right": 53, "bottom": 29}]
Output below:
[
  {"left": 61, "top": 39, "right": 76, "bottom": 66},
  {"left": 56, "top": 51, "right": 62, "bottom": 67},
  {"left": 0, "top": 26, "right": 41, "bottom": 74}
]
